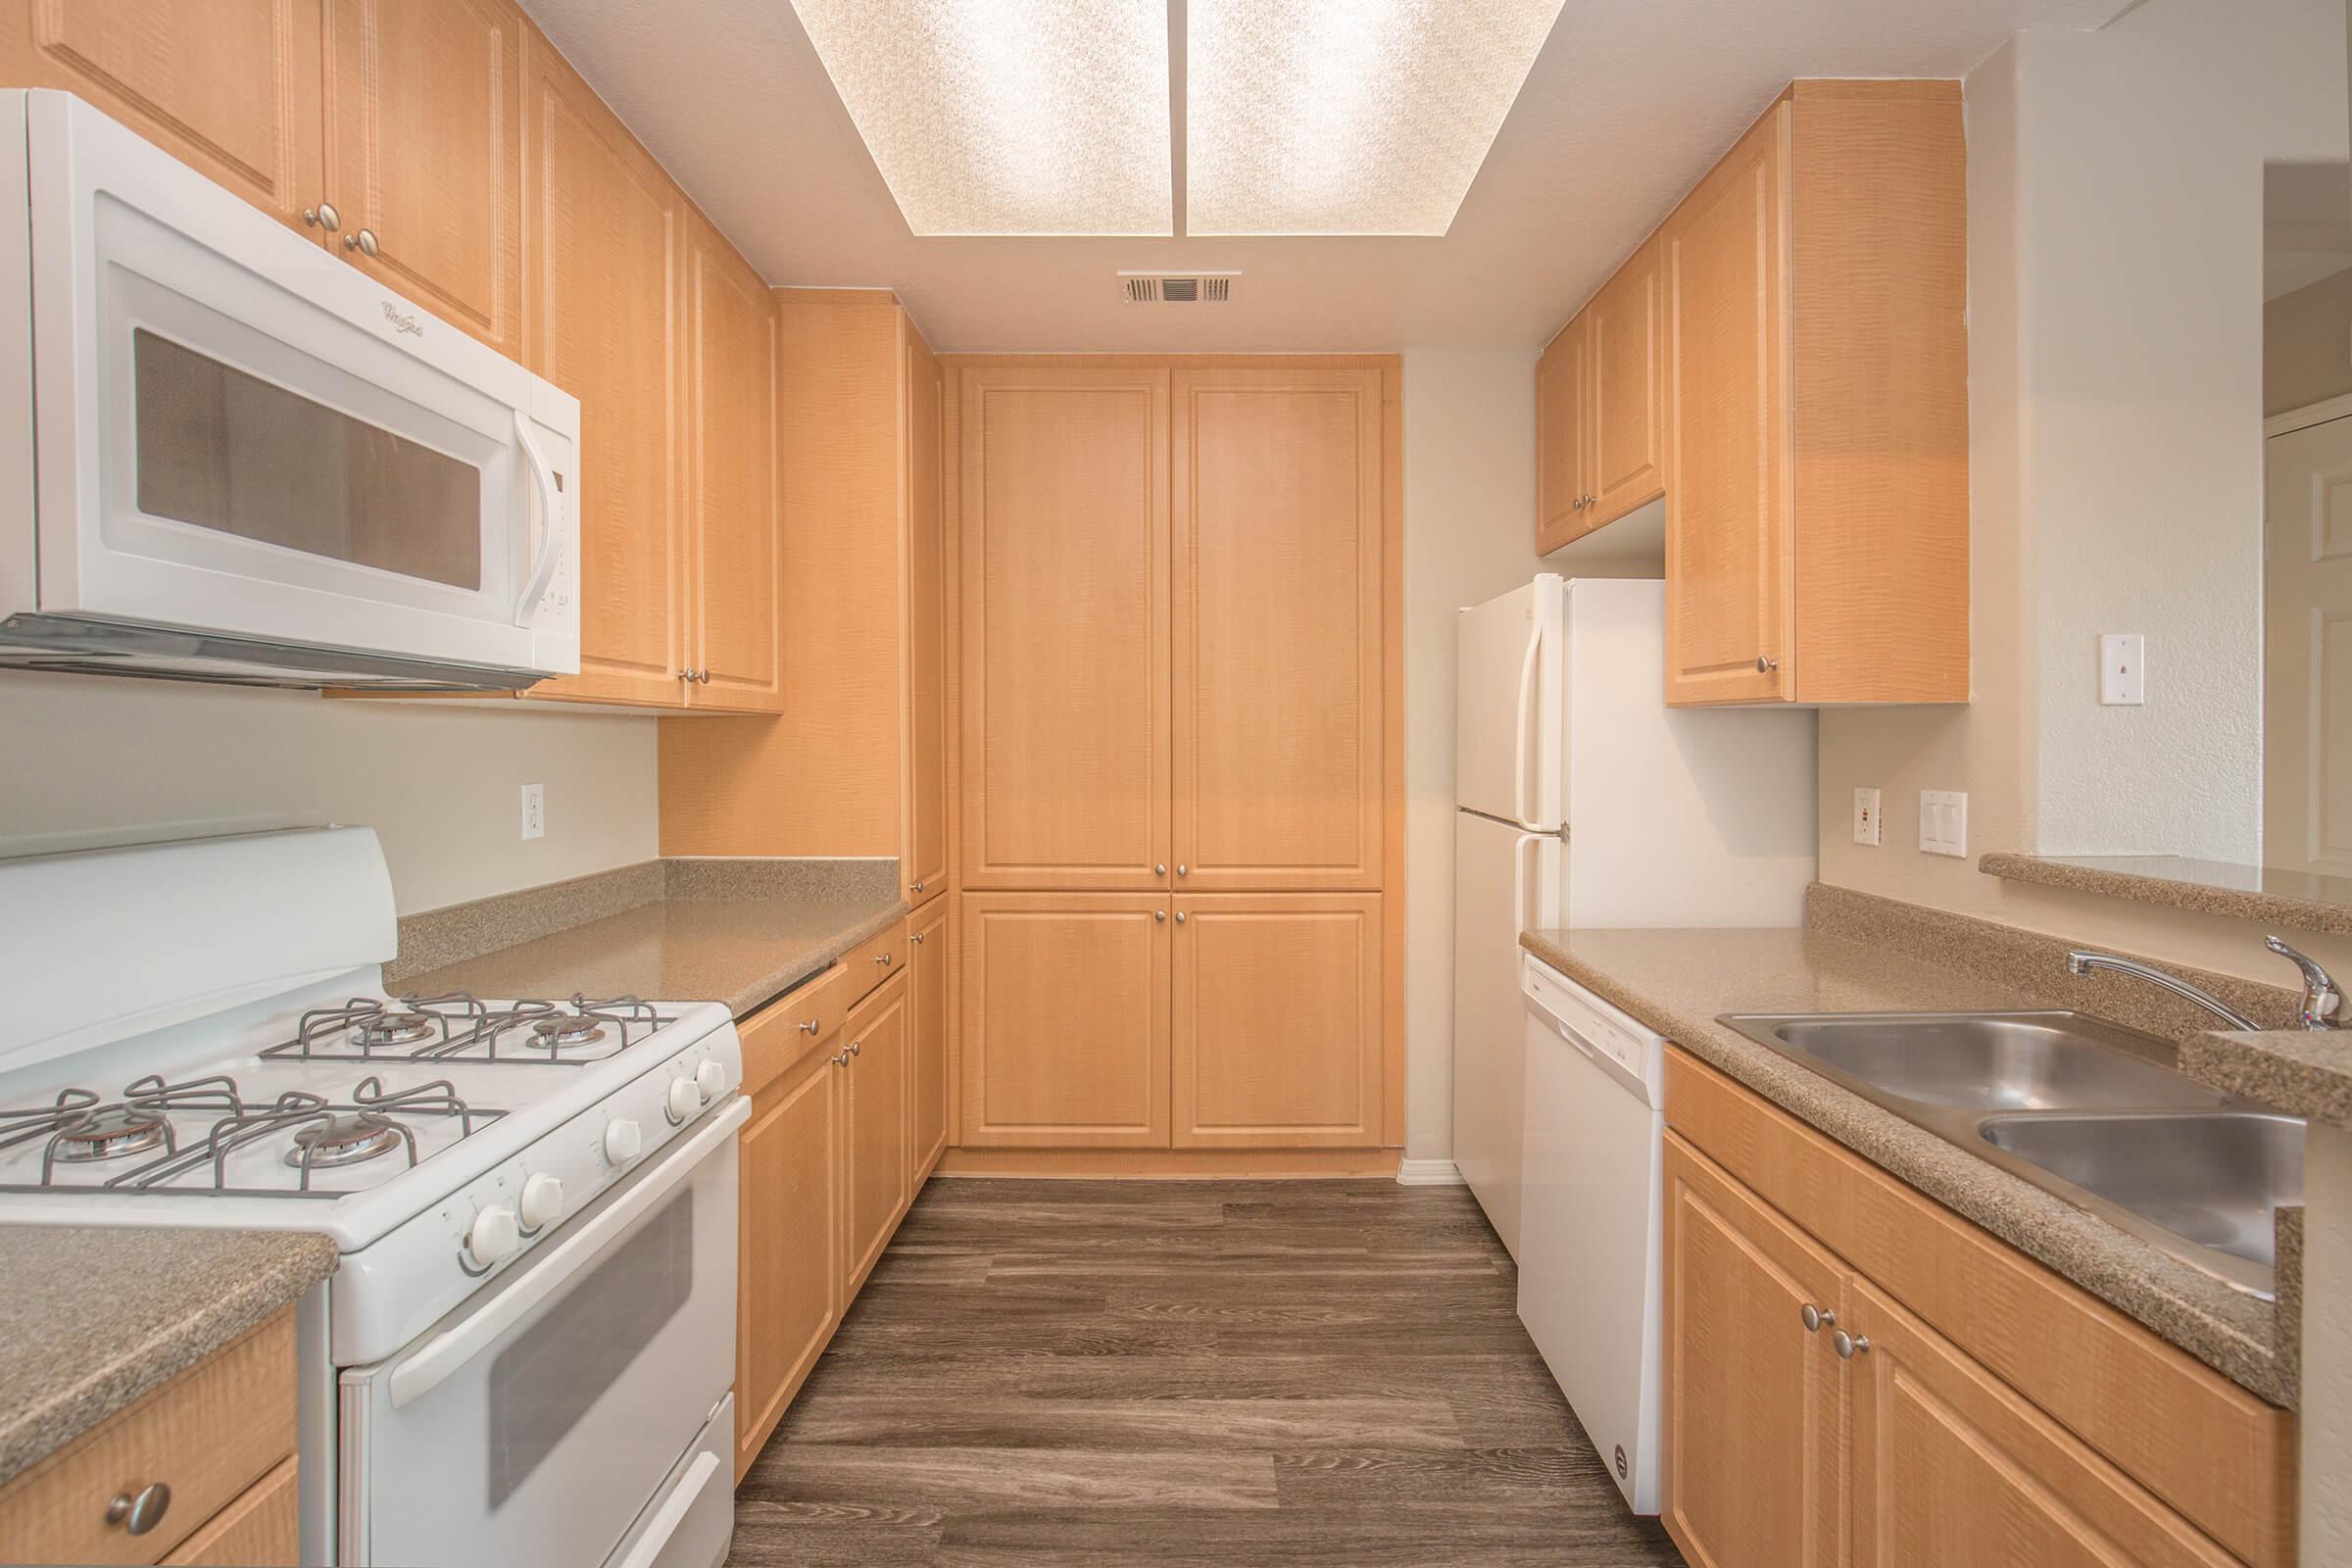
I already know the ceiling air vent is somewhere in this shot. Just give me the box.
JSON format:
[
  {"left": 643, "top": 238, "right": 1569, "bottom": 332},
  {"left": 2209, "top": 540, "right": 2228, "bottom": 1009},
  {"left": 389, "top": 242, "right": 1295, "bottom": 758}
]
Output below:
[{"left": 1119, "top": 271, "right": 1236, "bottom": 304}]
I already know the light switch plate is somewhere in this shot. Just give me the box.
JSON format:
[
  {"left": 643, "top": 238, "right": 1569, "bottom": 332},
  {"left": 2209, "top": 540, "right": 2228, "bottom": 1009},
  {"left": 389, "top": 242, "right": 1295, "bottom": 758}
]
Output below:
[
  {"left": 2099, "top": 634, "right": 2145, "bottom": 706},
  {"left": 1920, "top": 790, "right": 1968, "bottom": 858},
  {"left": 520, "top": 783, "right": 545, "bottom": 841},
  {"left": 1853, "top": 787, "right": 1882, "bottom": 847}
]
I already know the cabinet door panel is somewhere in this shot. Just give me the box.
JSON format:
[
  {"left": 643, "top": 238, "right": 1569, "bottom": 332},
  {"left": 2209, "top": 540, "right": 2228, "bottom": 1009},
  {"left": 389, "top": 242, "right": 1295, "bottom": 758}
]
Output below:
[
  {"left": 519, "top": 35, "right": 685, "bottom": 708},
  {"left": 685, "top": 219, "right": 782, "bottom": 711},
  {"left": 322, "top": 0, "right": 522, "bottom": 359},
  {"left": 844, "top": 976, "right": 910, "bottom": 1289},
  {"left": 906, "top": 324, "right": 950, "bottom": 899},
  {"left": 736, "top": 1051, "right": 841, "bottom": 1480},
  {"left": 959, "top": 894, "right": 1170, "bottom": 1148},
  {"left": 0, "top": 0, "right": 323, "bottom": 234},
  {"left": 1662, "top": 1133, "right": 1845, "bottom": 1568},
  {"left": 959, "top": 368, "right": 1171, "bottom": 890},
  {"left": 1171, "top": 367, "right": 1383, "bottom": 891},
  {"left": 1171, "top": 894, "right": 1380, "bottom": 1149},
  {"left": 1535, "top": 315, "right": 1586, "bottom": 555},
  {"left": 908, "top": 899, "right": 950, "bottom": 1177},
  {"left": 1588, "top": 236, "right": 1667, "bottom": 526},
  {"left": 1664, "top": 102, "right": 1791, "bottom": 706},
  {"left": 1847, "top": 1280, "right": 2237, "bottom": 1568}
]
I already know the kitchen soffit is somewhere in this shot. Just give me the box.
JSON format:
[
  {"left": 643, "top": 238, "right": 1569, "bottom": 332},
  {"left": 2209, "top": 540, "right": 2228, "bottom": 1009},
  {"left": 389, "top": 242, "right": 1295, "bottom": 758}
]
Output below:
[{"left": 786, "top": 0, "right": 1569, "bottom": 238}]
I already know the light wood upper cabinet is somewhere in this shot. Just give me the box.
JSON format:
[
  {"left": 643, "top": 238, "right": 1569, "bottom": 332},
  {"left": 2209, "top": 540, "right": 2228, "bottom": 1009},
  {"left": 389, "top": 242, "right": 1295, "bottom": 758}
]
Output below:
[
  {"left": 958, "top": 893, "right": 1171, "bottom": 1149},
  {"left": 0, "top": 0, "right": 324, "bottom": 234},
  {"left": 518, "top": 32, "right": 685, "bottom": 708},
  {"left": 843, "top": 973, "right": 910, "bottom": 1289},
  {"left": 959, "top": 367, "right": 1172, "bottom": 891},
  {"left": 321, "top": 0, "right": 523, "bottom": 360},
  {"left": 907, "top": 900, "right": 950, "bottom": 1178},
  {"left": 1587, "top": 235, "right": 1667, "bottom": 525},
  {"left": 1535, "top": 313, "right": 1588, "bottom": 556},
  {"left": 736, "top": 1043, "right": 841, "bottom": 1481},
  {"left": 1171, "top": 894, "right": 1381, "bottom": 1149},
  {"left": 906, "top": 328, "right": 950, "bottom": 904},
  {"left": 682, "top": 215, "right": 782, "bottom": 713},
  {"left": 1662, "top": 1133, "right": 1847, "bottom": 1568},
  {"left": 1170, "top": 366, "right": 1384, "bottom": 892}
]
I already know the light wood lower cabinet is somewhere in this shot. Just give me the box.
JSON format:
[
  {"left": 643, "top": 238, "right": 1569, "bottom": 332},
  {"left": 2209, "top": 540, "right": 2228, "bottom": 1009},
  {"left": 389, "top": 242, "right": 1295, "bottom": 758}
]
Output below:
[
  {"left": 1663, "top": 1050, "right": 2298, "bottom": 1568},
  {"left": 162, "top": 1456, "right": 298, "bottom": 1567},
  {"left": 908, "top": 899, "right": 950, "bottom": 1176},
  {"left": 843, "top": 972, "right": 910, "bottom": 1290},
  {"left": 735, "top": 1038, "right": 842, "bottom": 1481}
]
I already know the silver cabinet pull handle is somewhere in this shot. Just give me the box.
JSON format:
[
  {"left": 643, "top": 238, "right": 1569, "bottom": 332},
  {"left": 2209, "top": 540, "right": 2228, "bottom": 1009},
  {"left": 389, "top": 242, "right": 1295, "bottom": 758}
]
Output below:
[
  {"left": 875, "top": 953, "right": 893, "bottom": 966},
  {"left": 344, "top": 226, "right": 380, "bottom": 257},
  {"left": 678, "top": 668, "right": 695, "bottom": 682},
  {"left": 1832, "top": 1329, "right": 1871, "bottom": 1359},
  {"left": 830, "top": 1049, "right": 850, "bottom": 1067},
  {"left": 697, "top": 669, "right": 712, "bottom": 684},
  {"left": 1176, "top": 864, "right": 1188, "bottom": 877},
  {"left": 1799, "top": 1303, "right": 1835, "bottom": 1333},
  {"left": 848, "top": 1040, "right": 861, "bottom": 1056},
  {"left": 910, "top": 932, "right": 925, "bottom": 945},
  {"left": 1155, "top": 863, "right": 1167, "bottom": 876},
  {"left": 798, "top": 1018, "right": 820, "bottom": 1036},
  {"left": 304, "top": 202, "right": 340, "bottom": 231},
  {"left": 106, "top": 1483, "right": 171, "bottom": 1537},
  {"left": 911, "top": 880, "right": 925, "bottom": 894},
  {"left": 1174, "top": 911, "right": 1187, "bottom": 923},
  {"left": 1756, "top": 655, "right": 1779, "bottom": 673},
  {"left": 1155, "top": 909, "right": 1167, "bottom": 922}
]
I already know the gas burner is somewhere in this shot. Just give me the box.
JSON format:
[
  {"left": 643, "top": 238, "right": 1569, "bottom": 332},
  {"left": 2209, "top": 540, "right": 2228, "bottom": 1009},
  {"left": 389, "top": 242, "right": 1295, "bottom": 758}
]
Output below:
[
  {"left": 528, "top": 1014, "right": 607, "bottom": 1051},
  {"left": 284, "top": 1112, "right": 403, "bottom": 1170},
  {"left": 353, "top": 1011, "right": 439, "bottom": 1050},
  {"left": 52, "top": 1104, "right": 172, "bottom": 1163}
]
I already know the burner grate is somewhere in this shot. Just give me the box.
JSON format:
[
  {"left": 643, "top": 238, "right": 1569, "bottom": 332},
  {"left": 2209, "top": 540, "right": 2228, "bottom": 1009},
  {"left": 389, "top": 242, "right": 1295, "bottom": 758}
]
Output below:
[{"left": 257, "top": 993, "right": 665, "bottom": 1065}]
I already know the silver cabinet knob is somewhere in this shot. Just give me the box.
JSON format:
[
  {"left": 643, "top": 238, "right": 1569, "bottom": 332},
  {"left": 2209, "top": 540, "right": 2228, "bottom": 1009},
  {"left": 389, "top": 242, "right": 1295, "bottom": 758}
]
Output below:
[
  {"left": 1176, "top": 864, "right": 1188, "bottom": 877},
  {"left": 874, "top": 953, "right": 893, "bottom": 967},
  {"left": 1569, "top": 496, "right": 1586, "bottom": 511},
  {"left": 1756, "top": 655, "right": 1779, "bottom": 673},
  {"left": 1799, "top": 1303, "right": 1835, "bottom": 1333},
  {"left": 1155, "top": 909, "right": 1167, "bottom": 922},
  {"left": 798, "top": 1018, "right": 820, "bottom": 1036},
  {"left": 848, "top": 1040, "right": 861, "bottom": 1056},
  {"left": 697, "top": 669, "right": 712, "bottom": 684},
  {"left": 830, "top": 1049, "right": 850, "bottom": 1067},
  {"left": 910, "top": 880, "right": 925, "bottom": 894},
  {"left": 106, "top": 1483, "right": 171, "bottom": 1537},
  {"left": 910, "top": 931, "right": 925, "bottom": 945},
  {"left": 1832, "top": 1329, "right": 1870, "bottom": 1359},
  {"left": 1156, "top": 863, "right": 1168, "bottom": 876},
  {"left": 678, "top": 668, "right": 695, "bottom": 682},
  {"left": 345, "top": 226, "right": 380, "bottom": 256},
  {"left": 1174, "top": 911, "right": 1187, "bottom": 923},
  {"left": 304, "top": 201, "right": 340, "bottom": 231}
]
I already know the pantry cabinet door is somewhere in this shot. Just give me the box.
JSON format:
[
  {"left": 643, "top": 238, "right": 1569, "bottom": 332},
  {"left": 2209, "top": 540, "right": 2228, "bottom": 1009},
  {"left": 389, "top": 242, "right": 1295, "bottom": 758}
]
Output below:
[
  {"left": 1587, "top": 235, "right": 1667, "bottom": 527},
  {"left": 907, "top": 898, "right": 950, "bottom": 1178},
  {"left": 1663, "top": 100, "right": 1792, "bottom": 706},
  {"left": 1170, "top": 894, "right": 1380, "bottom": 1149},
  {"left": 1535, "top": 313, "right": 1588, "bottom": 555},
  {"left": 958, "top": 368, "right": 1171, "bottom": 891},
  {"left": 322, "top": 0, "right": 523, "bottom": 359},
  {"left": 0, "top": 0, "right": 324, "bottom": 236},
  {"left": 1662, "top": 1132, "right": 1846, "bottom": 1568},
  {"left": 958, "top": 894, "right": 1170, "bottom": 1149},
  {"left": 684, "top": 215, "right": 783, "bottom": 712},
  {"left": 905, "top": 321, "right": 951, "bottom": 901},
  {"left": 1170, "top": 366, "right": 1384, "bottom": 892},
  {"left": 843, "top": 975, "right": 910, "bottom": 1290},
  {"left": 736, "top": 1048, "right": 842, "bottom": 1481},
  {"left": 519, "top": 32, "right": 688, "bottom": 709}
]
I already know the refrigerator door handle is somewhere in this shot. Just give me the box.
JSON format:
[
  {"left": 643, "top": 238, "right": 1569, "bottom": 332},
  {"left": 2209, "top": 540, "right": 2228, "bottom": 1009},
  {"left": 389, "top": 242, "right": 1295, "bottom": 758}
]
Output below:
[
  {"left": 1511, "top": 830, "right": 1544, "bottom": 938},
  {"left": 1512, "top": 616, "right": 1547, "bottom": 831}
]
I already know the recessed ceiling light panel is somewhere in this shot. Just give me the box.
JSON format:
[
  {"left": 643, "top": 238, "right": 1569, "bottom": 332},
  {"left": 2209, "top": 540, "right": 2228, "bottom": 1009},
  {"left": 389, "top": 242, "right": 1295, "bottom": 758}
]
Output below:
[
  {"left": 1186, "top": 0, "right": 1568, "bottom": 236},
  {"left": 789, "top": 0, "right": 1173, "bottom": 236}
]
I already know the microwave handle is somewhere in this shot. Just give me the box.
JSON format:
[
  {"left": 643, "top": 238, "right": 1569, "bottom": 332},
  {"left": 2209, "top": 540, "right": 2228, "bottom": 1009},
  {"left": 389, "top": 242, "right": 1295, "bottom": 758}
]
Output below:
[
  {"left": 385, "top": 1095, "right": 749, "bottom": 1411},
  {"left": 614, "top": 1450, "right": 722, "bottom": 1568},
  {"left": 512, "top": 411, "right": 563, "bottom": 628}
]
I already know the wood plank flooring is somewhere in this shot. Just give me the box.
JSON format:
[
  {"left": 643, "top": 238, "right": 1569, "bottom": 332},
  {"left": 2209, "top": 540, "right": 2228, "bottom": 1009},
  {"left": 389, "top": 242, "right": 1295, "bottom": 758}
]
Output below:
[{"left": 732, "top": 1179, "right": 1685, "bottom": 1567}]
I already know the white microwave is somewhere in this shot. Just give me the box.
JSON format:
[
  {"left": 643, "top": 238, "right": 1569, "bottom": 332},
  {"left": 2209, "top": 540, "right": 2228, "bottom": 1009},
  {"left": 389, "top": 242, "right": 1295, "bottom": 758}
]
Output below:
[{"left": 0, "top": 90, "right": 579, "bottom": 690}]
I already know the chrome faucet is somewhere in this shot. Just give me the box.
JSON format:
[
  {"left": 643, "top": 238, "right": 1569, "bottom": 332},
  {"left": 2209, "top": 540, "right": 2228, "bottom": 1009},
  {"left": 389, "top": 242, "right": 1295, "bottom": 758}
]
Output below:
[{"left": 2064, "top": 936, "right": 2344, "bottom": 1032}]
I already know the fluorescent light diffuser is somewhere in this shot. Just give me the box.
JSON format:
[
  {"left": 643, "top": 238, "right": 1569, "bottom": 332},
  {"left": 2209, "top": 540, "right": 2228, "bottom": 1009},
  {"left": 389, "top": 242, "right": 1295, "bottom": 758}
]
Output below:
[
  {"left": 788, "top": 0, "right": 1173, "bottom": 236},
  {"left": 1186, "top": 0, "right": 1568, "bottom": 236}
]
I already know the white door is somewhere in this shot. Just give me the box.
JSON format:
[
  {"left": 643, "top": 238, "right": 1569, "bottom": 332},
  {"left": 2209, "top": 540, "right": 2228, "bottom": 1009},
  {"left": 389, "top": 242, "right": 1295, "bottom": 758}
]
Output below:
[
  {"left": 1451, "top": 810, "right": 1560, "bottom": 1257},
  {"left": 1456, "top": 576, "right": 1563, "bottom": 827},
  {"left": 2266, "top": 413, "right": 2352, "bottom": 873}
]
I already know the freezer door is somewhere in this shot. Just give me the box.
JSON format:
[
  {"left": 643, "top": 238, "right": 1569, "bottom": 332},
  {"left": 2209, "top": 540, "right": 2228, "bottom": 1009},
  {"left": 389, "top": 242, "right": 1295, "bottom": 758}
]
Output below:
[
  {"left": 1450, "top": 810, "right": 1561, "bottom": 1257},
  {"left": 1455, "top": 577, "right": 1563, "bottom": 826}
]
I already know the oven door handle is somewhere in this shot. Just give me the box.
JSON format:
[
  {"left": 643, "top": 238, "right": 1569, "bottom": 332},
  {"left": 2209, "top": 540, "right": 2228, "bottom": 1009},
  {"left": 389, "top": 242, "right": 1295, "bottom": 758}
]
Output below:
[
  {"left": 387, "top": 1096, "right": 749, "bottom": 1411},
  {"left": 614, "top": 1449, "right": 721, "bottom": 1568}
]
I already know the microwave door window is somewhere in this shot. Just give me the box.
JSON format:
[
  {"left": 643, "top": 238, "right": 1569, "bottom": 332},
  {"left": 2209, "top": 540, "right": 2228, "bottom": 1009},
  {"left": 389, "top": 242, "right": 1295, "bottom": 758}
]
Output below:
[{"left": 132, "top": 329, "right": 483, "bottom": 589}]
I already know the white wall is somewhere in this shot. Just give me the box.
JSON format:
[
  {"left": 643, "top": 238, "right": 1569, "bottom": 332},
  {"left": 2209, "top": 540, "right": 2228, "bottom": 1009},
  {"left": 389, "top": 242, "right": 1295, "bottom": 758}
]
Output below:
[{"left": 0, "top": 672, "right": 659, "bottom": 914}]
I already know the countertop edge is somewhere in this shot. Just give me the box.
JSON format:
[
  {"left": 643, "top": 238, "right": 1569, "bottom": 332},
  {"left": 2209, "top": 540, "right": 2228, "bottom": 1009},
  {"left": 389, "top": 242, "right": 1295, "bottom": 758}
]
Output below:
[
  {"left": 1978, "top": 851, "right": 2352, "bottom": 938},
  {"left": 2178, "top": 1027, "right": 2352, "bottom": 1132},
  {"left": 725, "top": 900, "right": 911, "bottom": 1018}
]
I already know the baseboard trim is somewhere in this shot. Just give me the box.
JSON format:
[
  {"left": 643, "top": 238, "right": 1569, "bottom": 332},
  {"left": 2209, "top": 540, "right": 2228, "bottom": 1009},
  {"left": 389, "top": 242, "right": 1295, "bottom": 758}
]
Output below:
[
  {"left": 1394, "top": 1157, "right": 1465, "bottom": 1186},
  {"left": 935, "top": 1147, "right": 1402, "bottom": 1180}
]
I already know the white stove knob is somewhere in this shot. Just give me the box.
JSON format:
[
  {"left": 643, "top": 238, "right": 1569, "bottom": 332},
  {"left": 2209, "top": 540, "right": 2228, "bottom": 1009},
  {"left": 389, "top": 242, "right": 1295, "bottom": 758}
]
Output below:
[
  {"left": 695, "top": 1060, "right": 726, "bottom": 1103},
  {"left": 664, "top": 1077, "right": 700, "bottom": 1124},
  {"left": 466, "top": 1205, "right": 520, "bottom": 1269},
  {"left": 519, "top": 1172, "right": 564, "bottom": 1231},
  {"left": 603, "top": 1118, "right": 643, "bottom": 1165}
]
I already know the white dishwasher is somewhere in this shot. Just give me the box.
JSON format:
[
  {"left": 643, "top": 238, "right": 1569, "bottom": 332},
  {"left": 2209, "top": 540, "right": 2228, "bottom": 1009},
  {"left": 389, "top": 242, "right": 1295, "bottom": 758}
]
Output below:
[{"left": 1516, "top": 953, "right": 1666, "bottom": 1515}]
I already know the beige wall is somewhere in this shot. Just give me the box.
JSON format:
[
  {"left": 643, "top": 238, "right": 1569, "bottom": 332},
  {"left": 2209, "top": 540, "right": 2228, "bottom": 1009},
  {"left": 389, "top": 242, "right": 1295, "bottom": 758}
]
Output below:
[
  {"left": 2267, "top": 263, "right": 2352, "bottom": 416},
  {"left": 0, "top": 672, "right": 659, "bottom": 915},
  {"left": 1820, "top": 0, "right": 2352, "bottom": 987}
]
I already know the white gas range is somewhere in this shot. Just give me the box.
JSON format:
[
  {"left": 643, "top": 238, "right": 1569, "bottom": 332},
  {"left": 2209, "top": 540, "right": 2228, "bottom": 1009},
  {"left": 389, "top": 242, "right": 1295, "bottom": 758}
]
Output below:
[{"left": 0, "top": 828, "right": 743, "bottom": 1568}]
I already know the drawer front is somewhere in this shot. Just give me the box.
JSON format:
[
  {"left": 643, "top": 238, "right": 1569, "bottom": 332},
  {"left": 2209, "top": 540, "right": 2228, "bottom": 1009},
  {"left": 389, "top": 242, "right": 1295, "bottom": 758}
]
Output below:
[
  {"left": 162, "top": 1457, "right": 298, "bottom": 1567},
  {"left": 843, "top": 918, "right": 909, "bottom": 1006},
  {"left": 0, "top": 1310, "right": 297, "bottom": 1566},
  {"left": 738, "top": 964, "right": 850, "bottom": 1100}
]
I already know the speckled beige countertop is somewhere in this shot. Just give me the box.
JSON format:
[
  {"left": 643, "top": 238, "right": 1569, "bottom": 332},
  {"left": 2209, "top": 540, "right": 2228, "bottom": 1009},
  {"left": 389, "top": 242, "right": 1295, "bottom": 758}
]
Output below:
[
  {"left": 396, "top": 893, "right": 906, "bottom": 1019},
  {"left": 2179, "top": 1028, "right": 2352, "bottom": 1132},
  {"left": 0, "top": 1227, "right": 337, "bottom": 1487},
  {"left": 1521, "top": 925, "right": 2296, "bottom": 1406}
]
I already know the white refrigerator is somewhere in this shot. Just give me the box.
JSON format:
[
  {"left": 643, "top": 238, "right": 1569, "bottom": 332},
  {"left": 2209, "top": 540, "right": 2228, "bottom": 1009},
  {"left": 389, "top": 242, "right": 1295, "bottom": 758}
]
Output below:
[{"left": 1451, "top": 575, "right": 1817, "bottom": 1255}]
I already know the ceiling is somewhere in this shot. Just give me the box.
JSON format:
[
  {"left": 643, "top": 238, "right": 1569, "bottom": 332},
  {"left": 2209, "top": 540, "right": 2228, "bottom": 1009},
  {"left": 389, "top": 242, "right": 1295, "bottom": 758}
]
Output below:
[{"left": 523, "top": 0, "right": 2132, "bottom": 353}]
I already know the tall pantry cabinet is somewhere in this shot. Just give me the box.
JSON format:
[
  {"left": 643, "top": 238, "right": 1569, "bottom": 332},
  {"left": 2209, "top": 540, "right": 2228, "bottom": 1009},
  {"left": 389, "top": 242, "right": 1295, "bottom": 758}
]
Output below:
[{"left": 950, "top": 358, "right": 1402, "bottom": 1164}]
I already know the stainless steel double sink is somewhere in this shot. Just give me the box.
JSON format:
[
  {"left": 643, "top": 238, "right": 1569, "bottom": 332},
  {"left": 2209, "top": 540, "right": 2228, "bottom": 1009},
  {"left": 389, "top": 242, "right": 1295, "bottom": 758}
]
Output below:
[{"left": 1716, "top": 1011, "right": 2303, "bottom": 1298}]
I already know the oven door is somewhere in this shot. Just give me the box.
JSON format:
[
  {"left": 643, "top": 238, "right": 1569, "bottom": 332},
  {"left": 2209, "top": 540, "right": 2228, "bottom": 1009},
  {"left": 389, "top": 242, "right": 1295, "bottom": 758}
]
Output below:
[
  {"left": 336, "top": 1099, "right": 744, "bottom": 1568},
  {"left": 24, "top": 90, "right": 578, "bottom": 676}
]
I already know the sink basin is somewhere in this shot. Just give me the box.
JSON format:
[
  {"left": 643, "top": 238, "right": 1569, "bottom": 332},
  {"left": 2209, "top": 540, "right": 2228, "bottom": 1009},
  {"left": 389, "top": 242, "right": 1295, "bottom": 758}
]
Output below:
[
  {"left": 1979, "top": 1112, "right": 2303, "bottom": 1270},
  {"left": 1747, "top": 1013, "right": 2230, "bottom": 1112}
]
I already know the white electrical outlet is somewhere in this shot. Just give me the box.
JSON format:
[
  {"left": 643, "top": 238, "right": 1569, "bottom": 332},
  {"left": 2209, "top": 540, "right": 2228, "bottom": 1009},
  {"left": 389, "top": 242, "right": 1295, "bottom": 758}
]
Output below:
[
  {"left": 520, "top": 783, "right": 545, "bottom": 841},
  {"left": 1853, "top": 787, "right": 1882, "bottom": 847},
  {"left": 1919, "top": 790, "right": 1968, "bottom": 858},
  {"left": 2099, "top": 634, "right": 2145, "bottom": 706}
]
